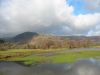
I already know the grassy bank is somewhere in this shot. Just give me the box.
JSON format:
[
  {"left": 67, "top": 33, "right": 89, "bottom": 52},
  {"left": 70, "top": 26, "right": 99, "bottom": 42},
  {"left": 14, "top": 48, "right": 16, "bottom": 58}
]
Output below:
[{"left": 0, "top": 49, "right": 100, "bottom": 65}]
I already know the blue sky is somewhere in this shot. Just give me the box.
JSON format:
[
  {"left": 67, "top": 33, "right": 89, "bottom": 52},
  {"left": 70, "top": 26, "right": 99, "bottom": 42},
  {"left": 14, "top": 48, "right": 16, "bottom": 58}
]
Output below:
[
  {"left": 67, "top": 0, "right": 99, "bottom": 15},
  {"left": 67, "top": 0, "right": 86, "bottom": 15},
  {"left": 0, "top": 0, "right": 100, "bottom": 37}
]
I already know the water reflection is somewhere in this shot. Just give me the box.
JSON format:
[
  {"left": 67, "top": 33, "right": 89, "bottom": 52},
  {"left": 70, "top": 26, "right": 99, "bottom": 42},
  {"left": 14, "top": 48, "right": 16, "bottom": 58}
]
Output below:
[
  {"left": 68, "top": 60, "right": 100, "bottom": 75},
  {"left": 0, "top": 59, "right": 100, "bottom": 75}
]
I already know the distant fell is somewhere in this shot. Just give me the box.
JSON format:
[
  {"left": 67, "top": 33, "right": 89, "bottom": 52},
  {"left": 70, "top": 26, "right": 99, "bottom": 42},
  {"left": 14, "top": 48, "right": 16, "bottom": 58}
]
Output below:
[{"left": 11, "top": 32, "right": 39, "bottom": 43}]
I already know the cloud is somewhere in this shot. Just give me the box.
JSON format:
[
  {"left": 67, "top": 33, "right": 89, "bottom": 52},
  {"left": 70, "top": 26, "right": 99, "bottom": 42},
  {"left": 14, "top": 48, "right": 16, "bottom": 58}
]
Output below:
[
  {"left": 76, "top": 0, "right": 100, "bottom": 12},
  {"left": 84, "top": 0, "right": 100, "bottom": 12},
  {"left": 0, "top": 0, "right": 100, "bottom": 37},
  {"left": 73, "top": 0, "right": 100, "bottom": 13}
]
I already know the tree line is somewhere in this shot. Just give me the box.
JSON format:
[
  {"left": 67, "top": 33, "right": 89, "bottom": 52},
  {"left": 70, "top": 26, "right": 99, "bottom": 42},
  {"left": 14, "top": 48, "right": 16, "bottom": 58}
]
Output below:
[{"left": 0, "top": 36, "right": 92, "bottom": 50}]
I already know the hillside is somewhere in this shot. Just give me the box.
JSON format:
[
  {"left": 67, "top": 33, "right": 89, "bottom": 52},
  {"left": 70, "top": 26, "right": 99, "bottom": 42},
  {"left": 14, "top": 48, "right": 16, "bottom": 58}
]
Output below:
[
  {"left": 10, "top": 32, "right": 39, "bottom": 43},
  {"left": 1, "top": 32, "right": 100, "bottom": 49}
]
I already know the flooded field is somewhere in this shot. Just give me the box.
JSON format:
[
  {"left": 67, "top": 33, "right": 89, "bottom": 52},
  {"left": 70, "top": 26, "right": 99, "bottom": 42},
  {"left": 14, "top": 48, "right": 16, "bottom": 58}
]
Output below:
[{"left": 0, "top": 59, "right": 100, "bottom": 75}]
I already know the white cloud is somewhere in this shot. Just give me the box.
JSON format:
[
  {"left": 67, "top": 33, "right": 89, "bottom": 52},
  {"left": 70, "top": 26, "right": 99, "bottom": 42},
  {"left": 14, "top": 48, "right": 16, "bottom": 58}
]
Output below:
[
  {"left": 0, "top": 0, "right": 100, "bottom": 37},
  {"left": 84, "top": 0, "right": 100, "bottom": 11},
  {"left": 73, "top": 13, "right": 100, "bottom": 29}
]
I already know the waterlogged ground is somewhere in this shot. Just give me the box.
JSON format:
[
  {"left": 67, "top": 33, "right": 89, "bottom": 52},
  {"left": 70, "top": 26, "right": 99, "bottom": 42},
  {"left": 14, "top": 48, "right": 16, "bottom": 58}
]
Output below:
[
  {"left": 0, "top": 48, "right": 100, "bottom": 64},
  {"left": 0, "top": 48, "right": 100, "bottom": 75},
  {"left": 0, "top": 59, "right": 100, "bottom": 75}
]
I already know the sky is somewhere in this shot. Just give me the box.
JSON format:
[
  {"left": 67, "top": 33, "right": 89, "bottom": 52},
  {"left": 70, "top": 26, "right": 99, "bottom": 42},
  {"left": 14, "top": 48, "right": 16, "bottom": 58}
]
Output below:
[{"left": 0, "top": 0, "right": 100, "bottom": 37}]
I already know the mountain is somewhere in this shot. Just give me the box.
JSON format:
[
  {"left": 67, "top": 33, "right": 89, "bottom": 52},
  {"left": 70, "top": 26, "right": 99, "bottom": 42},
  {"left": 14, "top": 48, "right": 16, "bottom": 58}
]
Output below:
[
  {"left": 10, "top": 32, "right": 39, "bottom": 43},
  {"left": 5, "top": 31, "right": 100, "bottom": 45}
]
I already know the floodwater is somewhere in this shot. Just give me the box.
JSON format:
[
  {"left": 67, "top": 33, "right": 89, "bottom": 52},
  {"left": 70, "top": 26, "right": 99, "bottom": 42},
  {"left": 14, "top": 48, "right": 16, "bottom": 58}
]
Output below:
[
  {"left": 37, "top": 48, "right": 100, "bottom": 56},
  {"left": 0, "top": 59, "right": 100, "bottom": 75}
]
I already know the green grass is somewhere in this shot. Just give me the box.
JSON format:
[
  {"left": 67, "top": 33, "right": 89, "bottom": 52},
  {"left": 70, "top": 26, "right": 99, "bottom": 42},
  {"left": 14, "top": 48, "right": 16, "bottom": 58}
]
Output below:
[
  {"left": 48, "top": 51, "right": 100, "bottom": 63},
  {"left": 0, "top": 48, "right": 68, "bottom": 54},
  {"left": 93, "top": 45, "right": 100, "bottom": 48},
  {"left": 0, "top": 49, "right": 100, "bottom": 65}
]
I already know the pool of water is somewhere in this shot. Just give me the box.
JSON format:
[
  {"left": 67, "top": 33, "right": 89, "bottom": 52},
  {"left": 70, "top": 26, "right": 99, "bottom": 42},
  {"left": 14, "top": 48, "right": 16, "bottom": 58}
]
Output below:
[{"left": 0, "top": 59, "right": 100, "bottom": 75}]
